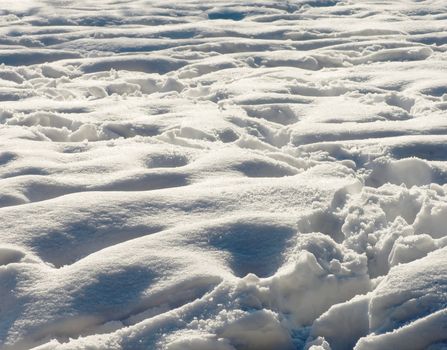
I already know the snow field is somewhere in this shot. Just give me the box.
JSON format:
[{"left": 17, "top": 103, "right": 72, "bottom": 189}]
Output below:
[{"left": 0, "top": 0, "right": 447, "bottom": 349}]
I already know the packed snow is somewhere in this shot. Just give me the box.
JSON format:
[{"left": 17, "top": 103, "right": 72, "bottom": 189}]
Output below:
[{"left": 0, "top": 0, "right": 447, "bottom": 349}]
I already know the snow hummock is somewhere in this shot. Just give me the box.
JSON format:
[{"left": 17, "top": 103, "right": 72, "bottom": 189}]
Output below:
[{"left": 0, "top": 0, "right": 447, "bottom": 349}]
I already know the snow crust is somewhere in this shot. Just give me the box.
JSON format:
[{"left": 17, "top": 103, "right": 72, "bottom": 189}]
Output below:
[{"left": 0, "top": 0, "right": 446, "bottom": 349}]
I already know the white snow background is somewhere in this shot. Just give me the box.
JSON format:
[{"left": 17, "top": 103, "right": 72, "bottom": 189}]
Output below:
[{"left": 0, "top": 0, "right": 447, "bottom": 349}]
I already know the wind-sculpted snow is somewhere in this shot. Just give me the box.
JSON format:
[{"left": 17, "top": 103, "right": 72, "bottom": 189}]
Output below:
[{"left": 0, "top": 0, "right": 446, "bottom": 349}]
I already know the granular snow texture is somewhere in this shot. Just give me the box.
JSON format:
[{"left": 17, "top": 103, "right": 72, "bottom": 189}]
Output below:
[{"left": 0, "top": 0, "right": 447, "bottom": 349}]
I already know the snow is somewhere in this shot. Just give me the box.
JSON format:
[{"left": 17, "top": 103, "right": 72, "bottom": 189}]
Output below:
[{"left": 0, "top": 0, "right": 446, "bottom": 349}]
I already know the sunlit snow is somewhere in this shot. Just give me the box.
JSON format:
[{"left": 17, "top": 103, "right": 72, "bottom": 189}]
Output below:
[{"left": 0, "top": 0, "right": 446, "bottom": 349}]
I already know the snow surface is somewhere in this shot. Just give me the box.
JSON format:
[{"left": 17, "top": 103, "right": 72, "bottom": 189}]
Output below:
[{"left": 0, "top": 0, "right": 447, "bottom": 349}]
